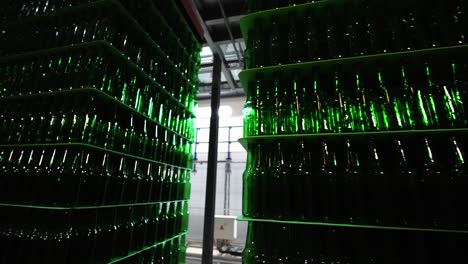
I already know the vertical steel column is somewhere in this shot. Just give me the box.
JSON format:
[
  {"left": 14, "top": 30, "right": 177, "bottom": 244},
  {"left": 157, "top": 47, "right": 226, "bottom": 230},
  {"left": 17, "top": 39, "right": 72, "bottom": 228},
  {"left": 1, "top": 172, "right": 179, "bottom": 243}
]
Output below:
[
  {"left": 226, "top": 126, "right": 232, "bottom": 161},
  {"left": 201, "top": 53, "right": 222, "bottom": 264},
  {"left": 193, "top": 127, "right": 200, "bottom": 161},
  {"left": 224, "top": 162, "right": 231, "bottom": 216}
]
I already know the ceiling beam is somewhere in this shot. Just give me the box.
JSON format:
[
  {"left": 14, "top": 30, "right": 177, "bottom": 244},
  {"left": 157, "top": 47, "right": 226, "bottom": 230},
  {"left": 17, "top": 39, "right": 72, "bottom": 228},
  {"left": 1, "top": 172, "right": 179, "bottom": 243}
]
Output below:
[
  {"left": 205, "top": 15, "right": 241, "bottom": 26},
  {"left": 202, "top": 38, "right": 244, "bottom": 47},
  {"left": 216, "top": 0, "right": 243, "bottom": 61},
  {"left": 200, "top": 59, "right": 242, "bottom": 68},
  {"left": 187, "top": 0, "right": 238, "bottom": 90},
  {"left": 198, "top": 81, "right": 242, "bottom": 91},
  {"left": 197, "top": 86, "right": 245, "bottom": 99}
]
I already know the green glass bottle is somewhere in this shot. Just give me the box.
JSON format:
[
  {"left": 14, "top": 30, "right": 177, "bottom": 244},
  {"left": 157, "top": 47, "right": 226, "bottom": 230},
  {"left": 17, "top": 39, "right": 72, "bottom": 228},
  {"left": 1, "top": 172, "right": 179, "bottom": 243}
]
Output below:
[
  {"left": 450, "top": 60, "right": 467, "bottom": 124},
  {"left": 343, "top": 69, "right": 365, "bottom": 132},
  {"left": 332, "top": 70, "right": 350, "bottom": 132},
  {"left": 161, "top": 166, "right": 173, "bottom": 202},
  {"left": 161, "top": 202, "right": 170, "bottom": 240},
  {"left": 301, "top": 73, "right": 315, "bottom": 133},
  {"left": 320, "top": 76, "right": 336, "bottom": 133},
  {"left": 447, "top": 136, "right": 468, "bottom": 229},
  {"left": 419, "top": 137, "right": 443, "bottom": 227},
  {"left": 243, "top": 224, "right": 257, "bottom": 263},
  {"left": 252, "top": 17, "right": 265, "bottom": 68},
  {"left": 318, "top": 140, "right": 339, "bottom": 222},
  {"left": 353, "top": 68, "right": 370, "bottom": 131},
  {"left": 128, "top": 160, "right": 141, "bottom": 204},
  {"left": 341, "top": 139, "right": 365, "bottom": 224},
  {"left": 44, "top": 147, "right": 58, "bottom": 205},
  {"left": 278, "top": 75, "right": 298, "bottom": 134},
  {"left": 363, "top": 68, "right": 391, "bottom": 131},
  {"left": 167, "top": 202, "right": 177, "bottom": 238},
  {"left": 81, "top": 150, "right": 99, "bottom": 206},
  {"left": 305, "top": 13, "right": 319, "bottom": 61},
  {"left": 183, "top": 170, "right": 192, "bottom": 201},
  {"left": 423, "top": 62, "right": 444, "bottom": 127},
  {"left": 294, "top": 73, "right": 307, "bottom": 134},
  {"left": 9, "top": 148, "right": 26, "bottom": 203},
  {"left": 392, "top": 138, "right": 424, "bottom": 227},
  {"left": 396, "top": 65, "right": 418, "bottom": 129},
  {"left": 433, "top": 60, "right": 467, "bottom": 128},
  {"left": 291, "top": 140, "right": 307, "bottom": 220},
  {"left": 406, "top": 63, "right": 439, "bottom": 128},
  {"left": 181, "top": 200, "right": 189, "bottom": 233},
  {"left": 242, "top": 145, "right": 254, "bottom": 217},
  {"left": 310, "top": 72, "right": 327, "bottom": 133},
  {"left": 46, "top": 111, "right": 59, "bottom": 142},
  {"left": 366, "top": 139, "right": 393, "bottom": 225},
  {"left": 34, "top": 148, "right": 49, "bottom": 205},
  {"left": 376, "top": 66, "right": 399, "bottom": 130},
  {"left": 252, "top": 144, "right": 265, "bottom": 218},
  {"left": 21, "top": 149, "right": 36, "bottom": 204},
  {"left": 243, "top": 81, "right": 256, "bottom": 137},
  {"left": 255, "top": 78, "right": 266, "bottom": 135},
  {"left": 304, "top": 141, "right": 321, "bottom": 221},
  {"left": 54, "top": 148, "right": 74, "bottom": 206},
  {"left": 272, "top": 142, "right": 291, "bottom": 219},
  {"left": 325, "top": 7, "right": 339, "bottom": 59},
  {"left": 288, "top": 75, "right": 300, "bottom": 134},
  {"left": 288, "top": 11, "right": 300, "bottom": 64},
  {"left": 342, "top": 2, "right": 356, "bottom": 57}
]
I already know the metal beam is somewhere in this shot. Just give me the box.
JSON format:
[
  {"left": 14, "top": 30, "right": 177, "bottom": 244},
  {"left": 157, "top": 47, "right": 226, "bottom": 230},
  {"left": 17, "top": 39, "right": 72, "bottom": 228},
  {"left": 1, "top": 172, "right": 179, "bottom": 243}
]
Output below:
[
  {"left": 199, "top": 65, "right": 241, "bottom": 75},
  {"left": 200, "top": 59, "right": 242, "bottom": 69},
  {"left": 197, "top": 87, "right": 245, "bottom": 100},
  {"left": 198, "top": 81, "right": 242, "bottom": 92},
  {"left": 188, "top": 0, "right": 238, "bottom": 90},
  {"left": 205, "top": 15, "right": 242, "bottom": 26},
  {"left": 201, "top": 54, "right": 222, "bottom": 264},
  {"left": 202, "top": 38, "right": 244, "bottom": 47},
  {"left": 216, "top": 0, "right": 244, "bottom": 59}
]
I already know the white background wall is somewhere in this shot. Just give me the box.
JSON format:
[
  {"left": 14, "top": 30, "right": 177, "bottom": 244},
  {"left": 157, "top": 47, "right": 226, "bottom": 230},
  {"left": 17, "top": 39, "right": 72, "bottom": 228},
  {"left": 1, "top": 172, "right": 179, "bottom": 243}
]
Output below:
[{"left": 187, "top": 96, "right": 248, "bottom": 246}]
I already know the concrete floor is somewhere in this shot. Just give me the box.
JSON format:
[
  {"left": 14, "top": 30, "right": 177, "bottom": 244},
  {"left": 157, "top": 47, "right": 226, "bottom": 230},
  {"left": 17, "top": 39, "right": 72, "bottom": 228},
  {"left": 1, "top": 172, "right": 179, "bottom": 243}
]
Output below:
[{"left": 185, "top": 246, "right": 242, "bottom": 264}]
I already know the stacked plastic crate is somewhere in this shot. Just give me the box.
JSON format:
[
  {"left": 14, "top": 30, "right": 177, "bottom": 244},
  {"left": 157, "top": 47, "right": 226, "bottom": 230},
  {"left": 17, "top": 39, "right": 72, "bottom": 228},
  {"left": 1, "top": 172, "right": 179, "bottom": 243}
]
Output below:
[
  {"left": 0, "top": 0, "right": 200, "bottom": 263},
  {"left": 240, "top": 0, "right": 468, "bottom": 263}
]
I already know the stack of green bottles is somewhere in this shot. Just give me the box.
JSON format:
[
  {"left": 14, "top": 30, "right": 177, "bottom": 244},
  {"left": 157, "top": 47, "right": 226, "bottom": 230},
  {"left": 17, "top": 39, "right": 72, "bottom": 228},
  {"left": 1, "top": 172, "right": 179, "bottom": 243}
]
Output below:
[
  {"left": 243, "top": 221, "right": 468, "bottom": 263},
  {"left": 244, "top": 0, "right": 468, "bottom": 68},
  {"left": 0, "top": 0, "right": 201, "bottom": 80},
  {"left": 240, "top": 0, "right": 468, "bottom": 263},
  {"left": 242, "top": 45, "right": 468, "bottom": 136},
  {"left": 242, "top": 131, "right": 468, "bottom": 228},
  {"left": 0, "top": 0, "right": 200, "bottom": 263},
  {"left": 0, "top": 202, "right": 188, "bottom": 263}
]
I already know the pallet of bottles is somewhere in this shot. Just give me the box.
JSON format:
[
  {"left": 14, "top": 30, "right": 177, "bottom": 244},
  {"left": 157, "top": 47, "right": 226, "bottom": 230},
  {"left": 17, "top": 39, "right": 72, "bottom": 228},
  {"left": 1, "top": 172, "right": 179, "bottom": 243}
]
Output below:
[
  {"left": 240, "top": 129, "right": 468, "bottom": 229},
  {"left": 240, "top": 0, "right": 468, "bottom": 263},
  {"left": 243, "top": 0, "right": 468, "bottom": 68},
  {"left": 0, "top": 202, "right": 188, "bottom": 263},
  {"left": 241, "top": 220, "right": 468, "bottom": 264},
  {"left": 241, "top": 45, "right": 468, "bottom": 136},
  {"left": 0, "top": 0, "right": 200, "bottom": 263},
  {"left": 0, "top": 90, "right": 194, "bottom": 169},
  {"left": 0, "top": 5, "right": 198, "bottom": 114},
  {"left": 0, "top": 43, "right": 195, "bottom": 136},
  {"left": 0, "top": 0, "right": 201, "bottom": 76}
]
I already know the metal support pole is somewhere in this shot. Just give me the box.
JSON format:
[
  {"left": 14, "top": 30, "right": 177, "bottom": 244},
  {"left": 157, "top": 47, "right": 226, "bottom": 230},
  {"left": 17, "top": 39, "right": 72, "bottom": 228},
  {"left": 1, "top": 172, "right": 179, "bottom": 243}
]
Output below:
[
  {"left": 194, "top": 128, "right": 200, "bottom": 161},
  {"left": 226, "top": 126, "right": 232, "bottom": 161},
  {"left": 201, "top": 53, "right": 222, "bottom": 264},
  {"left": 224, "top": 162, "right": 231, "bottom": 216}
]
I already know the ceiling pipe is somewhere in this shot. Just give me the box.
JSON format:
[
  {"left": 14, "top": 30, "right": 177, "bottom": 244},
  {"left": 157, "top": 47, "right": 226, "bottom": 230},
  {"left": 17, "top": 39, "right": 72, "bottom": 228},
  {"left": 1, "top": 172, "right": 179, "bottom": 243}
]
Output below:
[
  {"left": 216, "top": 0, "right": 244, "bottom": 62},
  {"left": 182, "top": 0, "right": 238, "bottom": 91}
]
